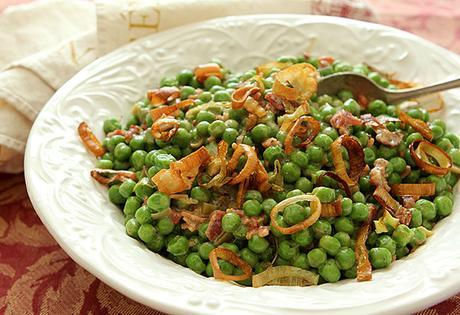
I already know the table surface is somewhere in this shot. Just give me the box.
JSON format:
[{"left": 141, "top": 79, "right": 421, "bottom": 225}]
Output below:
[{"left": 1, "top": 0, "right": 460, "bottom": 314}]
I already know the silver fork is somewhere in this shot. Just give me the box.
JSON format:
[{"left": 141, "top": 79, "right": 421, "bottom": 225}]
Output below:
[{"left": 317, "top": 72, "right": 460, "bottom": 103}]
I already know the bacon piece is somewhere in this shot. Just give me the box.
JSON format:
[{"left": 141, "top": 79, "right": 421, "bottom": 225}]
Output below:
[
  {"left": 152, "top": 147, "right": 210, "bottom": 194},
  {"left": 107, "top": 125, "right": 143, "bottom": 141},
  {"left": 205, "top": 210, "right": 225, "bottom": 241},
  {"left": 246, "top": 226, "right": 270, "bottom": 239},
  {"left": 262, "top": 137, "right": 281, "bottom": 148},
  {"left": 361, "top": 114, "right": 403, "bottom": 147},
  {"left": 78, "top": 122, "right": 106, "bottom": 157},
  {"left": 147, "top": 86, "right": 180, "bottom": 105},
  {"left": 90, "top": 169, "right": 137, "bottom": 185},
  {"left": 369, "top": 158, "right": 390, "bottom": 191},
  {"left": 330, "top": 110, "right": 362, "bottom": 135},
  {"left": 151, "top": 116, "right": 180, "bottom": 141},
  {"left": 264, "top": 92, "right": 285, "bottom": 111},
  {"left": 179, "top": 211, "right": 207, "bottom": 232},
  {"left": 401, "top": 196, "right": 418, "bottom": 209}
]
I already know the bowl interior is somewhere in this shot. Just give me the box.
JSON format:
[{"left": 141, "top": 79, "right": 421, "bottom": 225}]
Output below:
[{"left": 25, "top": 15, "right": 460, "bottom": 315}]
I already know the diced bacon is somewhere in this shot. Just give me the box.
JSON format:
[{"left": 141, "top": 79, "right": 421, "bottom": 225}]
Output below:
[
  {"left": 179, "top": 211, "right": 207, "bottom": 232},
  {"left": 262, "top": 137, "right": 281, "bottom": 148},
  {"left": 205, "top": 210, "right": 225, "bottom": 241},
  {"left": 330, "top": 110, "right": 362, "bottom": 134},
  {"left": 369, "top": 158, "right": 390, "bottom": 191}
]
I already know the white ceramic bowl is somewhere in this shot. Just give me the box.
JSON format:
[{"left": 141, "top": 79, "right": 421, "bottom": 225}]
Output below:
[{"left": 25, "top": 15, "right": 460, "bottom": 315}]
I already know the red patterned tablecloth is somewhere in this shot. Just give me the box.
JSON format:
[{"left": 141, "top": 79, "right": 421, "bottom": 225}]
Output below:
[{"left": 1, "top": 0, "right": 460, "bottom": 314}]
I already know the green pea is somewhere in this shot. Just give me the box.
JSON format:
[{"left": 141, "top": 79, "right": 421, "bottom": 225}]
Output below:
[
  {"left": 337, "top": 89, "right": 354, "bottom": 102},
  {"left": 204, "top": 75, "right": 222, "bottom": 90},
  {"left": 335, "top": 247, "right": 355, "bottom": 270},
  {"left": 319, "top": 235, "right": 341, "bottom": 256},
  {"left": 213, "top": 90, "right": 231, "bottom": 102},
  {"left": 314, "top": 134, "right": 333, "bottom": 150},
  {"left": 190, "top": 187, "right": 211, "bottom": 203},
  {"left": 277, "top": 240, "right": 298, "bottom": 260},
  {"left": 368, "top": 72, "right": 389, "bottom": 88},
  {"left": 160, "top": 76, "right": 178, "bottom": 87},
  {"left": 389, "top": 157, "right": 406, "bottom": 173},
  {"left": 261, "top": 198, "right": 277, "bottom": 216},
  {"left": 228, "top": 108, "right": 247, "bottom": 121},
  {"left": 376, "top": 235, "right": 396, "bottom": 256},
  {"left": 176, "top": 69, "right": 193, "bottom": 86},
  {"left": 392, "top": 224, "right": 414, "bottom": 248},
  {"left": 263, "top": 146, "right": 284, "bottom": 164},
  {"left": 208, "top": 120, "right": 226, "bottom": 138},
  {"left": 355, "top": 131, "right": 369, "bottom": 147},
  {"left": 389, "top": 173, "right": 401, "bottom": 185},
  {"left": 415, "top": 199, "right": 436, "bottom": 220},
  {"left": 219, "top": 243, "right": 239, "bottom": 254},
  {"left": 118, "top": 179, "right": 136, "bottom": 198},
  {"left": 307, "top": 248, "right": 327, "bottom": 268},
  {"left": 368, "top": 99, "right": 387, "bottom": 116},
  {"left": 198, "top": 242, "right": 215, "bottom": 260},
  {"left": 351, "top": 203, "right": 369, "bottom": 222},
  {"left": 430, "top": 124, "right": 444, "bottom": 140},
  {"left": 96, "top": 159, "right": 113, "bottom": 169},
  {"left": 196, "top": 111, "right": 216, "bottom": 123},
  {"left": 198, "top": 91, "right": 212, "bottom": 103},
  {"left": 449, "top": 148, "right": 460, "bottom": 166},
  {"left": 222, "top": 212, "right": 241, "bottom": 233},
  {"left": 108, "top": 185, "right": 126, "bottom": 204},
  {"left": 434, "top": 195, "right": 453, "bottom": 216},
  {"left": 343, "top": 99, "right": 361, "bottom": 116},
  {"left": 122, "top": 197, "right": 140, "bottom": 217},
  {"left": 154, "top": 153, "right": 176, "bottom": 169},
  {"left": 395, "top": 246, "right": 409, "bottom": 260},
  {"left": 167, "top": 235, "right": 189, "bottom": 256},
  {"left": 410, "top": 208, "right": 423, "bottom": 228},
  {"left": 250, "top": 124, "right": 270, "bottom": 144},
  {"left": 135, "top": 205, "right": 152, "bottom": 225},
  {"left": 352, "top": 191, "right": 366, "bottom": 203},
  {"left": 128, "top": 150, "right": 146, "bottom": 171},
  {"left": 363, "top": 147, "right": 376, "bottom": 165},
  {"left": 134, "top": 178, "right": 154, "bottom": 199},
  {"left": 322, "top": 127, "right": 339, "bottom": 140},
  {"left": 283, "top": 204, "right": 309, "bottom": 226},
  {"left": 410, "top": 227, "right": 427, "bottom": 247},
  {"left": 114, "top": 143, "right": 132, "bottom": 161},
  {"left": 147, "top": 192, "right": 170, "bottom": 212},
  {"left": 185, "top": 253, "right": 206, "bottom": 274},
  {"left": 125, "top": 218, "right": 140, "bottom": 238},
  {"left": 107, "top": 135, "right": 125, "bottom": 152},
  {"left": 295, "top": 177, "right": 313, "bottom": 193},
  {"left": 312, "top": 186, "right": 336, "bottom": 203},
  {"left": 319, "top": 259, "right": 341, "bottom": 283},
  {"left": 223, "top": 128, "right": 239, "bottom": 144},
  {"left": 138, "top": 224, "right": 156, "bottom": 243},
  {"left": 334, "top": 232, "right": 351, "bottom": 247},
  {"left": 341, "top": 197, "right": 353, "bottom": 216},
  {"left": 312, "top": 219, "right": 332, "bottom": 239},
  {"left": 377, "top": 146, "right": 398, "bottom": 160},
  {"left": 240, "top": 248, "right": 259, "bottom": 267},
  {"left": 146, "top": 234, "right": 164, "bottom": 252},
  {"left": 244, "top": 190, "right": 263, "bottom": 203},
  {"left": 334, "top": 217, "right": 354, "bottom": 234},
  {"left": 129, "top": 135, "right": 145, "bottom": 151},
  {"left": 369, "top": 247, "right": 392, "bottom": 269},
  {"left": 290, "top": 150, "right": 309, "bottom": 168},
  {"left": 291, "top": 254, "right": 309, "bottom": 270},
  {"left": 157, "top": 217, "right": 175, "bottom": 235},
  {"left": 180, "top": 86, "right": 195, "bottom": 100},
  {"left": 292, "top": 228, "right": 314, "bottom": 246},
  {"left": 195, "top": 121, "right": 210, "bottom": 137},
  {"left": 243, "top": 199, "right": 262, "bottom": 217},
  {"left": 436, "top": 137, "right": 454, "bottom": 151},
  {"left": 248, "top": 235, "right": 269, "bottom": 254},
  {"left": 171, "top": 128, "right": 191, "bottom": 148},
  {"left": 282, "top": 162, "right": 301, "bottom": 183},
  {"left": 103, "top": 118, "right": 122, "bottom": 134},
  {"left": 306, "top": 145, "right": 324, "bottom": 163},
  {"left": 444, "top": 132, "right": 459, "bottom": 148}
]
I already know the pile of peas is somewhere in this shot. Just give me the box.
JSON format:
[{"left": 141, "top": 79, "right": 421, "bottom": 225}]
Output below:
[{"left": 94, "top": 55, "right": 458, "bottom": 285}]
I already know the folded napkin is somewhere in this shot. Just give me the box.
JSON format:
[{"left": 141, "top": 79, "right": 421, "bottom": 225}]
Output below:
[{"left": 0, "top": 0, "right": 376, "bottom": 173}]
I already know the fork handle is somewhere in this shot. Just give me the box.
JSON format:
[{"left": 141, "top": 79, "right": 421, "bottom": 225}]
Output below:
[{"left": 386, "top": 77, "right": 460, "bottom": 103}]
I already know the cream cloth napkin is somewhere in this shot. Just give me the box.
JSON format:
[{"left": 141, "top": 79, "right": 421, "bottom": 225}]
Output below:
[{"left": 0, "top": 0, "right": 375, "bottom": 173}]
